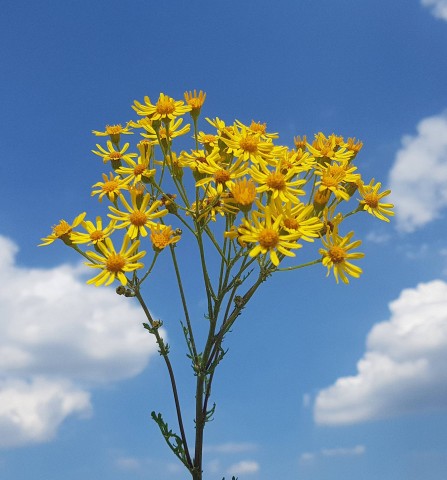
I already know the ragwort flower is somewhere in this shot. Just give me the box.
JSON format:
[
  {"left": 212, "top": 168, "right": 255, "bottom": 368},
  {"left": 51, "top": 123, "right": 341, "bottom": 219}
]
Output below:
[
  {"left": 39, "top": 212, "right": 86, "bottom": 246},
  {"left": 358, "top": 179, "right": 394, "bottom": 222},
  {"left": 85, "top": 235, "right": 145, "bottom": 287},
  {"left": 92, "top": 124, "right": 133, "bottom": 144},
  {"left": 132, "top": 93, "right": 191, "bottom": 122},
  {"left": 235, "top": 203, "right": 301, "bottom": 266},
  {"left": 92, "top": 141, "right": 137, "bottom": 166},
  {"left": 108, "top": 191, "right": 168, "bottom": 239},
  {"left": 319, "top": 231, "right": 364, "bottom": 284},
  {"left": 70, "top": 216, "right": 116, "bottom": 245},
  {"left": 91, "top": 173, "right": 131, "bottom": 202}
]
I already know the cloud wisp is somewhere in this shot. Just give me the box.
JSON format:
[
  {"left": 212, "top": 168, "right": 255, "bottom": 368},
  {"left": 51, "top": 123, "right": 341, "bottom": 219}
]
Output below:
[
  {"left": 421, "top": 0, "right": 447, "bottom": 21},
  {"left": 388, "top": 112, "right": 447, "bottom": 232},
  {"left": 314, "top": 280, "right": 447, "bottom": 425},
  {"left": 0, "top": 235, "right": 160, "bottom": 447}
]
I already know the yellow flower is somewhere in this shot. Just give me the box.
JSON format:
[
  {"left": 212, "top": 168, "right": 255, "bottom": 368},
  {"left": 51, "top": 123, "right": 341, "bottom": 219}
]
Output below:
[
  {"left": 108, "top": 191, "right": 168, "bottom": 239},
  {"left": 92, "top": 124, "right": 133, "bottom": 144},
  {"left": 195, "top": 149, "right": 249, "bottom": 194},
  {"left": 116, "top": 155, "right": 156, "bottom": 186},
  {"left": 344, "top": 137, "right": 363, "bottom": 157},
  {"left": 92, "top": 141, "right": 137, "bottom": 166},
  {"left": 85, "top": 235, "right": 145, "bottom": 287},
  {"left": 220, "top": 125, "right": 274, "bottom": 165},
  {"left": 358, "top": 179, "right": 394, "bottom": 222},
  {"left": 91, "top": 173, "right": 131, "bottom": 202},
  {"left": 314, "top": 161, "right": 360, "bottom": 201},
  {"left": 132, "top": 93, "right": 191, "bottom": 122},
  {"left": 184, "top": 90, "right": 206, "bottom": 119},
  {"left": 141, "top": 117, "right": 191, "bottom": 145},
  {"left": 250, "top": 162, "right": 306, "bottom": 204},
  {"left": 274, "top": 201, "right": 323, "bottom": 242},
  {"left": 39, "top": 212, "right": 87, "bottom": 246},
  {"left": 319, "top": 231, "right": 364, "bottom": 284},
  {"left": 70, "top": 216, "right": 116, "bottom": 245},
  {"left": 150, "top": 225, "right": 181, "bottom": 251},
  {"left": 235, "top": 203, "right": 301, "bottom": 266},
  {"left": 230, "top": 178, "right": 257, "bottom": 210},
  {"left": 235, "top": 119, "right": 279, "bottom": 140},
  {"left": 307, "top": 132, "right": 353, "bottom": 163}
]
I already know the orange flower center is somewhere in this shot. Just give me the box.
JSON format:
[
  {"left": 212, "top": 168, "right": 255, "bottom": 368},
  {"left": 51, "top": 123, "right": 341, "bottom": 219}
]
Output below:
[
  {"left": 328, "top": 245, "right": 346, "bottom": 264},
  {"left": 90, "top": 230, "right": 104, "bottom": 241},
  {"left": 231, "top": 179, "right": 257, "bottom": 205},
  {"left": 102, "top": 180, "right": 120, "bottom": 193},
  {"left": 258, "top": 228, "right": 279, "bottom": 249},
  {"left": 106, "top": 125, "right": 123, "bottom": 135},
  {"left": 53, "top": 221, "right": 71, "bottom": 237},
  {"left": 129, "top": 210, "right": 147, "bottom": 226},
  {"left": 109, "top": 152, "right": 122, "bottom": 160},
  {"left": 201, "top": 134, "right": 216, "bottom": 144},
  {"left": 239, "top": 135, "right": 259, "bottom": 153},
  {"left": 134, "top": 164, "right": 146, "bottom": 175},
  {"left": 156, "top": 97, "right": 176, "bottom": 115},
  {"left": 151, "top": 228, "right": 171, "bottom": 250},
  {"left": 266, "top": 172, "right": 286, "bottom": 190},
  {"left": 106, "top": 254, "right": 126, "bottom": 272},
  {"left": 364, "top": 193, "right": 379, "bottom": 208},
  {"left": 214, "top": 169, "right": 231, "bottom": 184},
  {"left": 321, "top": 175, "right": 338, "bottom": 188},
  {"left": 284, "top": 218, "right": 298, "bottom": 230},
  {"left": 249, "top": 121, "right": 266, "bottom": 134}
]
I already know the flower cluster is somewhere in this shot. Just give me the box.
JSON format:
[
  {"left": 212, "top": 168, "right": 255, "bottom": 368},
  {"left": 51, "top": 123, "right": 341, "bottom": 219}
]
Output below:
[{"left": 40, "top": 91, "right": 393, "bottom": 285}]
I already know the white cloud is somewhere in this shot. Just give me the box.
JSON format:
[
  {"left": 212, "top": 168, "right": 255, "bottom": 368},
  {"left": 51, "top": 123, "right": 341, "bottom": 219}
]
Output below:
[
  {"left": 321, "top": 445, "right": 365, "bottom": 457},
  {"left": 299, "top": 445, "right": 365, "bottom": 464},
  {"left": 0, "top": 377, "right": 90, "bottom": 448},
  {"left": 314, "top": 280, "right": 447, "bottom": 425},
  {"left": 115, "top": 456, "right": 141, "bottom": 470},
  {"left": 227, "top": 460, "right": 260, "bottom": 475},
  {"left": 388, "top": 112, "right": 447, "bottom": 232},
  {"left": 204, "top": 442, "right": 258, "bottom": 454},
  {"left": 421, "top": 0, "right": 447, "bottom": 21},
  {"left": 0, "top": 235, "right": 161, "bottom": 447}
]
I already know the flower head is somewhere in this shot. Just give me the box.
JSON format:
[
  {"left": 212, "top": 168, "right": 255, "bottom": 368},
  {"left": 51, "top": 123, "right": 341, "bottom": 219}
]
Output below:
[
  {"left": 92, "top": 141, "right": 137, "bottom": 166},
  {"left": 150, "top": 225, "right": 181, "bottom": 252},
  {"left": 184, "top": 90, "right": 206, "bottom": 119},
  {"left": 108, "top": 191, "right": 168, "bottom": 239},
  {"left": 92, "top": 124, "right": 133, "bottom": 145},
  {"left": 358, "top": 179, "right": 394, "bottom": 222},
  {"left": 39, "top": 212, "right": 87, "bottom": 246},
  {"left": 132, "top": 93, "right": 191, "bottom": 122},
  {"left": 319, "top": 231, "right": 364, "bottom": 284},
  {"left": 70, "top": 216, "right": 116, "bottom": 245},
  {"left": 91, "top": 172, "right": 131, "bottom": 202},
  {"left": 233, "top": 202, "right": 301, "bottom": 266},
  {"left": 85, "top": 235, "right": 145, "bottom": 286}
]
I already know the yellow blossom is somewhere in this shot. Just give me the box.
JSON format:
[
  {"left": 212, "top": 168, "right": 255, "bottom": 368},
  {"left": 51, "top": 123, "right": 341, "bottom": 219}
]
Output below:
[
  {"left": 150, "top": 225, "right": 181, "bottom": 251},
  {"left": 108, "top": 191, "right": 168, "bottom": 239},
  {"left": 92, "top": 124, "right": 133, "bottom": 144},
  {"left": 92, "top": 141, "right": 137, "bottom": 166},
  {"left": 358, "top": 179, "right": 394, "bottom": 222},
  {"left": 132, "top": 93, "right": 191, "bottom": 122},
  {"left": 319, "top": 231, "right": 364, "bottom": 284},
  {"left": 91, "top": 173, "right": 131, "bottom": 202},
  {"left": 39, "top": 212, "right": 87, "bottom": 246},
  {"left": 85, "top": 235, "right": 145, "bottom": 287}
]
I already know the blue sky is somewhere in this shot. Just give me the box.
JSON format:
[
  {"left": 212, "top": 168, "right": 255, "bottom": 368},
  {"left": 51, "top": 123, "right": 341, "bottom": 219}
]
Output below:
[{"left": 1, "top": 0, "right": 447, "bottom": 479}]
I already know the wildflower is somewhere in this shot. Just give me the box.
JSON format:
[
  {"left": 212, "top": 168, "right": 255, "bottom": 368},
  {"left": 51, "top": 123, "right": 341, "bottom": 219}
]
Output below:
[
  {"left": 195, "top": 151, "right": 249, "bottom": 193},
  {"left": 132, "top": 93, "right": 191, "bottom": 122},
  {"left": 220, "top": 125, "right": 274, "bottom": 165},
  {"left": 92, "top": 124, "right": 133, "bottom": 144},
  {"left": 250, "top": 162, "right": 306, "bottom": 204},
  {"left": 150, "top": 225, "right": 181, "bottom": 251},
  {"left": 307, "top": 132, "right": 353, "bottom": 163},
  {"left": 92, "top": 141, "right": 137, "bottom": 166},
  {"left": 85, "top": 235, "right": 145, "bottom": 287},
  {"left": 344, "top": 137, "right": 363, "bottom": 157},
  {"left": 230, "top": 178, "right": 257, "bottom": 211},
  {"left": 235, "top": 120, "right": 279, "bottom": 140},
  {"left": 108, "top": 191, "right": 168, "bottom": 239},
  {"left": 274, "top": 201, "right": 323, "bottom": 242},
  {"left": 314, "top": 161, "right": 360, "bottom": 201},
  {"left": 70, "top": 216, "right": 116, "bottom": 245},
  {"left": 141, "top": 117, "right": 190, "bottom": 145},
  {"left": 184, "top": 90, "right": 206, "bottom": 119},
  {"left": 116, "top": 155, "right": 156, "bottom": 185},
  {"left": 358, "top": 179, "right": 394, "bottom": 222},
  {"left": 235, "top": 203, "right": 301, "bottom": 266},
  {"left": 91, "top": 173, "right": 131, "bottom": 202},
  {"left": 319, "top": 231, "right": 364, "bottom": 284},
  {"left": 39, "top": 212, "right": 86, "bottom": 246}
]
